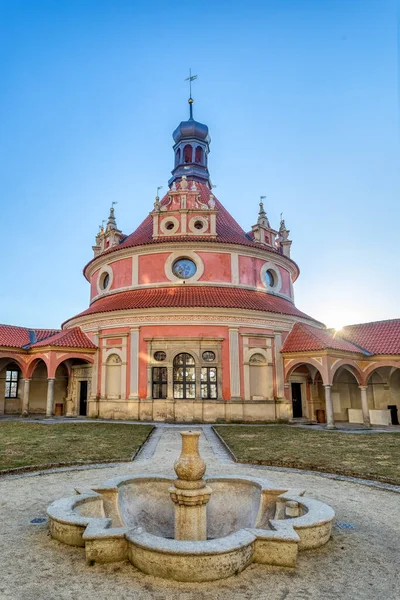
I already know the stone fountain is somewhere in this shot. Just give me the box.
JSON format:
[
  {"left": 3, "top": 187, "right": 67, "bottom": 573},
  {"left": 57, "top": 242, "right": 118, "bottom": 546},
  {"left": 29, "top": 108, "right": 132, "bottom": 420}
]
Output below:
[{"left": 47, "top": 431, "right": 335, "bottom": 582}]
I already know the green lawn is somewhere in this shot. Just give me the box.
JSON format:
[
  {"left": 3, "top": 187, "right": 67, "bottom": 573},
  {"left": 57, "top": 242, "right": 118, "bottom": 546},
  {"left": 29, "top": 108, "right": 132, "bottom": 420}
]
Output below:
[
  {"left": 0, "top": 422, "right": 153, "bottom": 471},
  {"left": 214, "top": 425, "right": 400, "bottom": 485}
]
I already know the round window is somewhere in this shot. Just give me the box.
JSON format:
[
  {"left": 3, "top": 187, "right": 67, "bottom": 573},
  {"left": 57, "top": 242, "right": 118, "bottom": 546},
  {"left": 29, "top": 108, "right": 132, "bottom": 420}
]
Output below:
[
  {"left": 202, "top": 351, "right": 215, "bottom": 362},
  {"left": 172, "top": 258, "right": 197, "bottom": 279},
  {"left": 101, "top": 273, "right": 110, "bottom": 289},
  {"left": 265, "top": 269, "right": 275, "bottom": 287},
  {"left": 154, "top": 351, "right": 166, "bottom": 362}
]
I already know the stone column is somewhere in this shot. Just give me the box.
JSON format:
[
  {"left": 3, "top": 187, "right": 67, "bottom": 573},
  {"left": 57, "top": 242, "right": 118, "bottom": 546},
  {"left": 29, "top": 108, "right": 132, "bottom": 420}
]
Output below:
[
  {"left": 46, "top": 378, "right": 55, "bottom": 417},
  {"left": 21, "top": 379, "right": 31, "bottom": 417},
  {"left": 359, "top": 386, "right": 371, "bottom": 427},
  {"left": 323, "top": 384, "right": 335, "bottom": 430}
]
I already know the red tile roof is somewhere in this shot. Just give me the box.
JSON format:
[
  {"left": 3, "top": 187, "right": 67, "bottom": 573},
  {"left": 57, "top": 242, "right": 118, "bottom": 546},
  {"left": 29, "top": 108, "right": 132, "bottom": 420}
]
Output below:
[
  {"left": 0, "top": 324, "right": 96, "bottom": 350},
  {"left": 65, "top": 286, "right": 321, "bottom": 324},
  {"left": 281, "top": 322, "right": 364, "bottom": 354},
  {"left": 84, "top": 182, "right": 299, "bottom": 277},
  {"left": 32, "top": 327, "right": 97, "bottom": 349},
  {"left": 0, "top": 325, "right": 60, "bottom": 349},
  {"left": 337, "top": 319, "right": 400, "bottom": 355}
]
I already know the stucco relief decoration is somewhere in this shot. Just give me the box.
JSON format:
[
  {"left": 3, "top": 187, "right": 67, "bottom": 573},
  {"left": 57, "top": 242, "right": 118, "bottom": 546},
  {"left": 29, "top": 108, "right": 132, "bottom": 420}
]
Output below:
[
  {"left": 160, "top": 196, "right": 172, "bottom": 211},
  {"left": 249, "top": 353, "right": 267, "bottom": 364}
]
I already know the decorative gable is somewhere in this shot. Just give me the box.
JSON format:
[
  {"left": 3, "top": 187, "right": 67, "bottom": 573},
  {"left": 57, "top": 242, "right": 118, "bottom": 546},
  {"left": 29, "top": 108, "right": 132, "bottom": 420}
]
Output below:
[{"left": 151, "top": 177, "right": 218, "bottom": 239}]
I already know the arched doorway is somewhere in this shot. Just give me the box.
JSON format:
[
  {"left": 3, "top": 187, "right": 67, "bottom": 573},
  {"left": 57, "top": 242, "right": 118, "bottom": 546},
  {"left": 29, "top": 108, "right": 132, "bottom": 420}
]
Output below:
[{"left": 173, "top": 353, "right": 195, "bottom": 399}]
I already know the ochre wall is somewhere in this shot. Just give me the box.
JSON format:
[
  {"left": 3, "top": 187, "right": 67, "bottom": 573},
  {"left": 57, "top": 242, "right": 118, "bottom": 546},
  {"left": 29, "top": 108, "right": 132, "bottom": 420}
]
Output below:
[
  {"left": 110, "top": 257, "right": 132, "bottom": 290},
  {"left": 90, "top": 268, "right": 100, "bottom": 299},
  {"left": 197, "top": 252, "right": 231, "bottom": 282},
  {"left": 139, "top": 252, "right": 170, "bottom": 284}
]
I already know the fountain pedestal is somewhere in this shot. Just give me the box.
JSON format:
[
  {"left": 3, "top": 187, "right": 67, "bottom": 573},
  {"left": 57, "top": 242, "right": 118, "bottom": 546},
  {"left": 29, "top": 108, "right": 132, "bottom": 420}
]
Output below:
[{"left": 169, "top": 431, "right": 212, "bottom": 541}]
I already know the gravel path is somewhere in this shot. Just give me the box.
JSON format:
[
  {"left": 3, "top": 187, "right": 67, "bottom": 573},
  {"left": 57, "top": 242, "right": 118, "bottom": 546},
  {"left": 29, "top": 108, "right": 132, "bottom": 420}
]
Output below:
[{"left": 0, "top": 426, "right": 399, "bottom": 600}]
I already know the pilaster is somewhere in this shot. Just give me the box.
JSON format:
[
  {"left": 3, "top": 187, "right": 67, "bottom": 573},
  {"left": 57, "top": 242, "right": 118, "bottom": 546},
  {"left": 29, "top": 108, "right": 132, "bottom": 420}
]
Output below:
[
  {"left": 229, "top": 328, "right": 241, "bottom": 399},
  {"left": 129, "top": 328, "right": 140, "bottom": 400}
]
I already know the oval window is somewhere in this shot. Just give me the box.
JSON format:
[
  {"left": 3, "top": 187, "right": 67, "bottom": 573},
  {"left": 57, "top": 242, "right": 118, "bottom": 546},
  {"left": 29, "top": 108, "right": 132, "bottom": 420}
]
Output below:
[
  {"left": 154, "top": 351, "right": 166, "bottom": 362},
  {"left": 265, "top": 269, "right": 275, "bottom": 287},
  {"left": 172, "top": 258, "right": 197, "bottom": 279},
  {"left": 202, "top": 351, "right": 215, "bottom": 362},
  {"left": 101, "top": 273, "right": 110, "bottom": 289}
]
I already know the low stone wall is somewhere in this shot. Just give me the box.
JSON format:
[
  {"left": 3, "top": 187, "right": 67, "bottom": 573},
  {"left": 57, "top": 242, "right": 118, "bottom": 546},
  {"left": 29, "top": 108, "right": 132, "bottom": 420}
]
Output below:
[{"left": 87, "top": 398, "right": 291, "bottom": 423}]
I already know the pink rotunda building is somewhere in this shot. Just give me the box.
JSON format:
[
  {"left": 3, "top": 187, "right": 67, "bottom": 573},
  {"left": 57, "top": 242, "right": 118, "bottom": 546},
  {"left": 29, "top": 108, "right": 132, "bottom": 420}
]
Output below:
[{"left": 1, "top": 99, "right": 400, "bottom": 427}]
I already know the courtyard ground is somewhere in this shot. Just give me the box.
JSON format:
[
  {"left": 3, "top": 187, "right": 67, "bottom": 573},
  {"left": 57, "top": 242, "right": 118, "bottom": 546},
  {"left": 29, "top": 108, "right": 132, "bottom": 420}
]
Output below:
[
  {"left": 214, "top": 425, "right": 400, "bottom": 485},
  {"left": 0, "top": 422, "right": 152, "bottom": 471},
  {"left": 0, "top": 425, "right": 399, "bottom": 600}
]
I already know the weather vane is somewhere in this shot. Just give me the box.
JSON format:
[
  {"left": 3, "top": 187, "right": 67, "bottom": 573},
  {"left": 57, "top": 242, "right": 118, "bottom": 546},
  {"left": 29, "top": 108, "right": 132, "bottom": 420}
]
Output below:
[
  {"left": 185, "top": 69, "right": 198, "bottom": 118},
  {"left": 185, "top": 68, "right": 198, "bottom": 99},
  {"left": 156, "top": 186, "right": 163, "bottom": 198},
  {"left": 112, "top": 201, "right": 118, "bottom": 208}
]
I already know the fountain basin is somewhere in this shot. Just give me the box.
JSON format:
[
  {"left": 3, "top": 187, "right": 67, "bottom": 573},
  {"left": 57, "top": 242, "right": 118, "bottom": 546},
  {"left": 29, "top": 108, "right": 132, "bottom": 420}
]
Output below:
[{"left": 47, "top": 473, "right": 334, "bottom": 581}]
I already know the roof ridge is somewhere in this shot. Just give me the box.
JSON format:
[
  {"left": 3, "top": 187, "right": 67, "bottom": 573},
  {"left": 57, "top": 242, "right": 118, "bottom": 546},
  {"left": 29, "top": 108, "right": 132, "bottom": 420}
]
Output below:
[
  {"left": 299, "top": 322, "right": 330, "bottom": 343},
  {"left": 342, "top": 318, "right": 400, "bottom": 328}
]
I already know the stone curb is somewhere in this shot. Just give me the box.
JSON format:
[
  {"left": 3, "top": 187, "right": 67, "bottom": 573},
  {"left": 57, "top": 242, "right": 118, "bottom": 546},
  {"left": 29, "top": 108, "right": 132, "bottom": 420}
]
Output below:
[
  {"left": 211, "top": 426, "right": 400, "bottom": 494},
  {"left": 0, "top": 426, "right": 155, "bottom": 480}
]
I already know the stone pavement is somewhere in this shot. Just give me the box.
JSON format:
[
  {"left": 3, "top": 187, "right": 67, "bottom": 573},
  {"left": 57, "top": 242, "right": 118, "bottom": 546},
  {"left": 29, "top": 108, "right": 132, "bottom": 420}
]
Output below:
[{"left": 0, "top": 425, "right": 399, "bottom": 599}]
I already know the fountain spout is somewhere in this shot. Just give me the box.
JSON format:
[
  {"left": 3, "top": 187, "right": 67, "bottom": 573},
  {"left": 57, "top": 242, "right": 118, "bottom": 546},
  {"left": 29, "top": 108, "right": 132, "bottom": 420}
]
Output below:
[{"left": 169, "top": 431, "right": 212, "bottom": 541}]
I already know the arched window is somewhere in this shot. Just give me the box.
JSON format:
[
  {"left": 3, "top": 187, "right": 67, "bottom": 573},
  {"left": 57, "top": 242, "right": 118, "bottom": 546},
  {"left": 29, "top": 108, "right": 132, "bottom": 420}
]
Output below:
[
  {"left": 175, "top": 148, "right": 181, "bottom": 167},
  {"left": 195, "top": 145, "right": 203, "bottom": 164},
  {"left": 183, "top": 144, "right": 192, "bottom": 163},
  {"left": 105, "top": 354, "right": 122, "bottom": 398},
  {"left": 173, "top": 353, "right": 195, "bottom": 399}
]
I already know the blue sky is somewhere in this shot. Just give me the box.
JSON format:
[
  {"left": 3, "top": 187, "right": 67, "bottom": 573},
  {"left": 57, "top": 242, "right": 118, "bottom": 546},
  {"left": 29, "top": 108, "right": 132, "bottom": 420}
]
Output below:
[{"left": 0, "top": 0, "right": 399, "bottom": 329}]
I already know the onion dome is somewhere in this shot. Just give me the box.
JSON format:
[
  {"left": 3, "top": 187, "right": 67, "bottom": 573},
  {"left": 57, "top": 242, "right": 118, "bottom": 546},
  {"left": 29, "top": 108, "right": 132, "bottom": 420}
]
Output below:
[{"left": 172, "top": 116, "right": 210, "bottom": 144}]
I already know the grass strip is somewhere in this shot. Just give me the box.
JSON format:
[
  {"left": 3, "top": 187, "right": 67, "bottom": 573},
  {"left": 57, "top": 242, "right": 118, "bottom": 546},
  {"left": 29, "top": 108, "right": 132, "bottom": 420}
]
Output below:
[
  {"left": 214, "top": 425, "right": 400, "bottom": 485},
  {"left": 0, "top": 422, "right": 153, "bottom": 471}
]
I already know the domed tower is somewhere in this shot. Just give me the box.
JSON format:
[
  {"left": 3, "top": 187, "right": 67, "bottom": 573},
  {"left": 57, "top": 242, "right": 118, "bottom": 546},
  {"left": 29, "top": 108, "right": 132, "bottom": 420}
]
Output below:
[
  {"left": 63, "top": 99, "right": 322, "bottom": 423},
  {"left": 169, "top": 97, "right": 211, "bottom": 187}
]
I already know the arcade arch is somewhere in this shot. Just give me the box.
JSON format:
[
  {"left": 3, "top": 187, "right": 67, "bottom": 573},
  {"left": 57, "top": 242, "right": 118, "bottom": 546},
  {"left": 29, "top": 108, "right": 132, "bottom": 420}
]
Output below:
[{"left": 287, "top": 363, "right": 325, "bottom": 423}]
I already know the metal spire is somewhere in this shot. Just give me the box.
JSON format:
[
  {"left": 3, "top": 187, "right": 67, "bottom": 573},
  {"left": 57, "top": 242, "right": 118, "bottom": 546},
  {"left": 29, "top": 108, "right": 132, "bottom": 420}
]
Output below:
[{"left": 185, "top": 69, "right": 198, "bottom": 119}]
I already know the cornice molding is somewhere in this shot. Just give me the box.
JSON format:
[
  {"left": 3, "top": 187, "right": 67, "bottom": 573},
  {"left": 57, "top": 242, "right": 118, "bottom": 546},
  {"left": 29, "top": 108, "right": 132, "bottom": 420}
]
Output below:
[{"left": 63, "top": 306, "right": 319, "bottom": 333}]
